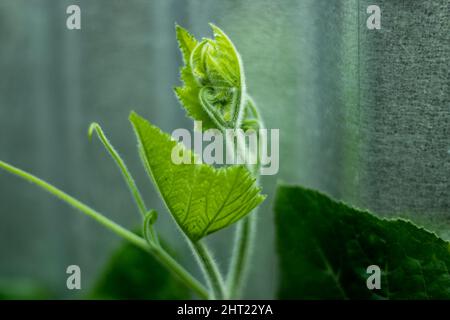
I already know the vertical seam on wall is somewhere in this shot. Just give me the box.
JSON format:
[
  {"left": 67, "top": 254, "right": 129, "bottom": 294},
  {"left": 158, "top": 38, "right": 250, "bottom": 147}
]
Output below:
[{"left": 357, "top": 0, "right": 361, "bottom": 203}]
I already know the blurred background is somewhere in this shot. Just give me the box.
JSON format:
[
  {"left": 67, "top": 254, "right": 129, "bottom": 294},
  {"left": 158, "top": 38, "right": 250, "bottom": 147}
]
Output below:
[{"left": 0, "top": 0, "right": 448, "bottom": 299}]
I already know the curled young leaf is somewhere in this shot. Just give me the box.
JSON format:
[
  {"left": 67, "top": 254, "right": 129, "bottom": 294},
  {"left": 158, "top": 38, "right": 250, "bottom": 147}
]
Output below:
[
  {"left": 130, "top": 112, "right": 265, "bottom": 242},
  {"left": 175, "top": 24, "right": 246, "bottom": 130}
]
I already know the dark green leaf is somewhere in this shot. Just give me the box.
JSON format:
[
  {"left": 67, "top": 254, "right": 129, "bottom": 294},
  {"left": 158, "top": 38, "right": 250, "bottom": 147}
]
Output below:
[
  {"left": 89, "top": 236, "right": 190, "bottom": 300},
  {"left": 275, "top": 185, "right": 450, "bottom": 299},
  {"left": 0, "top": 280, "right": 53, "bottom": 300}
]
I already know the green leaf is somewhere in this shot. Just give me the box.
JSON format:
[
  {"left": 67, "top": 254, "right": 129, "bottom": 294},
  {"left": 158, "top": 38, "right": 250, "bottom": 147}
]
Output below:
[
  {"left": 175, "top": 24, "right": 245, "bottom": 130},
  {"left": 130, "top": 112, "right": 265, "bottom": 242},
  {"left": 89, "top": 236, "right": 190, "bottom": 300},
  {"left": 275, "top": 185, "right": 450, "bottom": 299},
  {"left": 175, "top": 24, "right": 198, "bottom": 65},
  {"left": 190, "top": 24, "right": 241, "bottom": 88},
  {"left": 175, "top": 25, "right": 214, "bottom": 130},
  {"left": 0, "top": 280, "right": 53, "bottom": 300}
]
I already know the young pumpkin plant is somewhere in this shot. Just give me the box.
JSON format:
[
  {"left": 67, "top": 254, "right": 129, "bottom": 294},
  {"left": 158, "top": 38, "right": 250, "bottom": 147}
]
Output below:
[{"left": 0, "top": 24, "right": 265, "bottom": 300}]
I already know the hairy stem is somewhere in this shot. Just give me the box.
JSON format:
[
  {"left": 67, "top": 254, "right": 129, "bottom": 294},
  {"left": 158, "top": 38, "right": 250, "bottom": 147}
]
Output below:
[
  {"left": 191, "top": 241, "right": 226, "bottom": 300},
  {"left": 226, "top": 96, "right": 264, "bottom": 298},
  {"left": 0, "top": 160, "right": 208, "bottom": 299},
  {"left": 226, "top": 211, "right": 257, "bottom": 298},
  {"left": 88, "top": 122, "right": 159, "bottom": 245}
]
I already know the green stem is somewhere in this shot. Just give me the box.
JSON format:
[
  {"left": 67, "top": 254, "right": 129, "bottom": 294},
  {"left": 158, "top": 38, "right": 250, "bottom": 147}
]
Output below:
[
  {"left": 191, "top": 241, "right": 226, "bottom": 300},
  {"left": 148, "top": 242, "right": 208, "bottom": 299},
  {"left": 143, "top": 209, "right": 159, "bottom": 245},
  {"left": 226, "top": 211, "right": 257, "bottom": 298},
  {"left": 226, "top": 95, "right": 263, "bottom": 298},
  {"left": 88, "top": 123, "right": 159, "bottom": 245},
  {"left": 0, "top": 160, "right": 208, "bottom": 299}
]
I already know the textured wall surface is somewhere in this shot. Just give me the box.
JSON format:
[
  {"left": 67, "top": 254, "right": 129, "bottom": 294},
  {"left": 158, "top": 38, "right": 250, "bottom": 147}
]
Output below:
[
  {"left": 0, "top": 0, "right": 448, "bottom": 298},
  {"left": 359, "top": 0, "right": 449, "bottom": 235}
]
